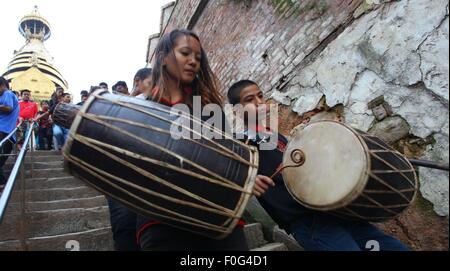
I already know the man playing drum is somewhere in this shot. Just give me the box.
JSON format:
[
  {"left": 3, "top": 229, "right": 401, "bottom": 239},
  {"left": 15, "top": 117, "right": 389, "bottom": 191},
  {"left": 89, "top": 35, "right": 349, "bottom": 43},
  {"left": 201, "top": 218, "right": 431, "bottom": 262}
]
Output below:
[{"left": 228, "top": 80, "right": 409, "bottom": 251}]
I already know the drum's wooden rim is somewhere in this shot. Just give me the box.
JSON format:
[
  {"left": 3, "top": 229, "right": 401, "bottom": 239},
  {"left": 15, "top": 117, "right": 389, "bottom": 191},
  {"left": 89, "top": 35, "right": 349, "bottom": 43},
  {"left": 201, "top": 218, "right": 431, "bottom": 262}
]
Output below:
[
  {"left": 53, "top": 102, "right": 63, "bottom": 114},
  {"left": 221, "top": 145, "right": 258, "bottom": 239},
  {"left": 63, "top": 88, "right": 104, "bottom": 171},
  {"left": 282, "top": 120, "right": 371, "bottom": 211}
]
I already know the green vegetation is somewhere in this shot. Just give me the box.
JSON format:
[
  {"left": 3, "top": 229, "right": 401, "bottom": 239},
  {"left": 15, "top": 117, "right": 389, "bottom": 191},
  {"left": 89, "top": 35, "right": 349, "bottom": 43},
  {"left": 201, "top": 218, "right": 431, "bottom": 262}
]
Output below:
[{"left": 271, "top": 0, "right": 329, "bottom": 17}]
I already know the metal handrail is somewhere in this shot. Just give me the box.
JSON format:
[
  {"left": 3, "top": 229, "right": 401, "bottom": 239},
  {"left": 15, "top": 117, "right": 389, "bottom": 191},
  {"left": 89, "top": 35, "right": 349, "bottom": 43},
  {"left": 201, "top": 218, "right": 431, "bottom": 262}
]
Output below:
[
  {"left": 0, "top": 121, "right": 22, "bottom": 148},
  {"left": 0, "top": 121, "right": 35, "bottom": 223}
]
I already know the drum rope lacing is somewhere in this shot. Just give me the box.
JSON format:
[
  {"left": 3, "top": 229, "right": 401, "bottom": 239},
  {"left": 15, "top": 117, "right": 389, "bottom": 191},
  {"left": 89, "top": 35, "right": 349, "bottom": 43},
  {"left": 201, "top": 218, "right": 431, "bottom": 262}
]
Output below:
[
  {"left": 93, "top": 94, "right": 255, "bottom": 151},
  {"left": 64, "top": 94, "right": 260, "bottom": 234},
  {"left": 74, "top": 112, "right": 251, "bottom": 192},
  {"left": 64, "top": 154, "right": 232, "bottom": 233}
]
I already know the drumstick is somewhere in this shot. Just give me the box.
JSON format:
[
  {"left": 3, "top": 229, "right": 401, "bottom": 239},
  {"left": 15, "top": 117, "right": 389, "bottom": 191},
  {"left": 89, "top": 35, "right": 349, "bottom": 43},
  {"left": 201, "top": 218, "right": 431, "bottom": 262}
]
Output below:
[
  {"left": 270, "top": 149, "right": 305, "bottom": 179},
  {"left": 408, "top": 159, "right": 449, "bottom": 171}
]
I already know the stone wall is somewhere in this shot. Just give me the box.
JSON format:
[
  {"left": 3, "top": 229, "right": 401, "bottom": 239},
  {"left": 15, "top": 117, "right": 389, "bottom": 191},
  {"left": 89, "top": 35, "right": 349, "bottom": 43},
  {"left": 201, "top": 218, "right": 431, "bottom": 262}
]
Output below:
[{"left": 148, "top": 0, "right": 449, "bottom": 250}]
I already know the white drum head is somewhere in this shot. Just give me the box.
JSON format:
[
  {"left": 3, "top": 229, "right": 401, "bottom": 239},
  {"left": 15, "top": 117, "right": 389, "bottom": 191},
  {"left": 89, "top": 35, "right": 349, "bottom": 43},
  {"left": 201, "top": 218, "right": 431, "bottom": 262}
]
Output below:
[{"left": 282, "top": 121, "right": 370, "bottom": 210}]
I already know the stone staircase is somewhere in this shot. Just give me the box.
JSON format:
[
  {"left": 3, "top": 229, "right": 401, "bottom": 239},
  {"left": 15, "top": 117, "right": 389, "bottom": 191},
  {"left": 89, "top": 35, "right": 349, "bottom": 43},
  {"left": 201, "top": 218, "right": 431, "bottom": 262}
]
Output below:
[
  {"left": 0, "top": 150, "right": 113, "bottom": 251},
  {"left": 0, "top": 150, "right": 300, "bottom": 251}
]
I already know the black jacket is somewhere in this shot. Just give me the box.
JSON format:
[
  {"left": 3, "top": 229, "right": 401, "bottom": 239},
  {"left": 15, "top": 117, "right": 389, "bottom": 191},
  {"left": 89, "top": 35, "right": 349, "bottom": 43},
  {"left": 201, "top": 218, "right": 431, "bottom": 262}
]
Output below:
[{"left": 246, "top": 130, "right": 309, "bottom": 232}]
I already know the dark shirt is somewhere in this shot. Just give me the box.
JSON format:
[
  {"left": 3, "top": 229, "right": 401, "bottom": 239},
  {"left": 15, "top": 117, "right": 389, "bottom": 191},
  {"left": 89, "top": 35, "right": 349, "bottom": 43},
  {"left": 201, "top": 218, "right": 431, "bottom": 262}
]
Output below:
[
  {"left": 246, "top": 130, "right": 309, "bottom": 232},
  {"left": 49, "top": 96, "right": 61, "bottom": 114},
  {"left": 37, "top": 110, "right": 51, "bottom": 128}
]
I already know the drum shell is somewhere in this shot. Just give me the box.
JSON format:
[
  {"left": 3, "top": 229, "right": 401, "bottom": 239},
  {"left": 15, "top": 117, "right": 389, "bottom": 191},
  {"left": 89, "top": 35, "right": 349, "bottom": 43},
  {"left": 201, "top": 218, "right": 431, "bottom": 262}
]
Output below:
[
  {"left": 282, "top": 121, "right": 418, "bottom": 222},
  {"left": 63, "top": 90, "right": 258, "bottom": 239},
  {"left": 53, "top": 103, "right": 81, "bottom": 129},
  {"left": 331, "top": 130, "right": 418, "bottom": 222}
]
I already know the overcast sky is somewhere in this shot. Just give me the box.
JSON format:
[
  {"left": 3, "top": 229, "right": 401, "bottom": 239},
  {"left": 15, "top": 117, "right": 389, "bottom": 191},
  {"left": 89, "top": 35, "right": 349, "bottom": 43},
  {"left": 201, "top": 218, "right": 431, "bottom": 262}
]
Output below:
[{"left": 0, "top": 0, "right": 173, "bottom": 102}]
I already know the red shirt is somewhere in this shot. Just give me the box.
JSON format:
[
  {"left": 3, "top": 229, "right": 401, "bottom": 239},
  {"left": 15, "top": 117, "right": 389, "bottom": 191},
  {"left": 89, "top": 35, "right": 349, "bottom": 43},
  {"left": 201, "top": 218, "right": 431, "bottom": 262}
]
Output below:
[
  {"left": 150, "top": 87, "right": 193, "bottom": 105},
  {"left": 19, "top": 100, "right": 38, "bottom": 120}
]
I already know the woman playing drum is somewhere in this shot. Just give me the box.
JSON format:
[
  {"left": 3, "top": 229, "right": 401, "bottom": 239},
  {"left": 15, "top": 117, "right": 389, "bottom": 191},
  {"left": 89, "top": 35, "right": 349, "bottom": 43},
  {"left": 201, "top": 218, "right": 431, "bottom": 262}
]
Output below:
[{"left": 135, "top": 29, "right": 249, "bottom": 251}]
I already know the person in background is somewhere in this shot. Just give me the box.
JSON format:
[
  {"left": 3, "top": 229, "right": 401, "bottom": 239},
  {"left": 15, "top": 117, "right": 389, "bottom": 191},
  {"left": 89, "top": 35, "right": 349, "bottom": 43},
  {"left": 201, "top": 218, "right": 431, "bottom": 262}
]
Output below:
[
  {"left": 50, "top": 93, "right": 68, "bottom": 150},
  {"left": 0, "top": 77, "right": 19, "bottom": 193},
  {"left": 131, "top": 68, "right": 152, "bottom": 99},
  {"left": 34, "top": 100, "right": 53, "bottom": 150},
  {"left": 62, "top": 93, "right": 71, "bottom": 104},
  {"left": 89, "top": 85, "right": 102, "bottom": 95},
  {"left": 12, "top": 91, "right": 19, "bottom": 99},
  {"left": 77, "top": 90, "right": 89, "bottom": 106},
  {"left": 18, "top": 89, "right": 38, "bottom": 122},
  {"left": 49, "top": 86, "right": 64, "bottom": 112},
  {"left": 17, "top": 89, "right": 38, "bottom": 149},
  {"left": 99, "top": 82, "right": 109, "bottom": 92},
  {"left": 114, "top": 81, "right": 129, "bottom": 96},
  {"left": 77, "top": 93, "right": 88, "bottom": 106}
]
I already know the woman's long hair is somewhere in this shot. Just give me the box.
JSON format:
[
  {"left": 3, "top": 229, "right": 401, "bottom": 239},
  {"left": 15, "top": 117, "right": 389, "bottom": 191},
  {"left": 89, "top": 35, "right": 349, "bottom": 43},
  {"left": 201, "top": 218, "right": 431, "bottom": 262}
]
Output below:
[{"left": 150, "top": 29, "right": 223, "bottom": 107}]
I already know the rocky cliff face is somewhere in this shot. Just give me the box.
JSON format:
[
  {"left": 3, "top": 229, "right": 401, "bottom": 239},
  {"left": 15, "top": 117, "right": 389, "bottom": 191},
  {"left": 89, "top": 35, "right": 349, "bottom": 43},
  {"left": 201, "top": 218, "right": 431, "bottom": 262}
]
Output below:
[{"left": 271, "top": 0, "right": 449, "bottom": 217}]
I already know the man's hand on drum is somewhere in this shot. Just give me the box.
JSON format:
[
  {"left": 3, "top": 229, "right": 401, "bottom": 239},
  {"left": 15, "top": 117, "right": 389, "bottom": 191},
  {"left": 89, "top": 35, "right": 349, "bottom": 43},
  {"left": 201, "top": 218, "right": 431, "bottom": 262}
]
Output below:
[{"left": 253, "top": 175, "right": 275, "bottom": 197}]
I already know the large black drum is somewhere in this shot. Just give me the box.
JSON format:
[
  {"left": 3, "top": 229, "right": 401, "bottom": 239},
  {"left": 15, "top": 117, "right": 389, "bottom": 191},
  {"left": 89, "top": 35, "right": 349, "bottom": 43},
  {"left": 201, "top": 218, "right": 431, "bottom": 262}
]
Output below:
[
  {"left": 63, "top": 90, "right": 258, "bottom": 239},
  {"left": 53, "top": 103, "right": 81, "bottom": 129},
  {"left": 282, "top": 121, "right": 418, "bottom": 222}
]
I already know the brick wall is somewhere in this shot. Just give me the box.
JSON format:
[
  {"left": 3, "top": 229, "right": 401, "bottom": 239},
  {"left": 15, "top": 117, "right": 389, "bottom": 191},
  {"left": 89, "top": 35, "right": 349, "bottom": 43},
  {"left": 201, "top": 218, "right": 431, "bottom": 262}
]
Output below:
[
  {"left": 196, "top": 0, "right": 361, "bottom": 93},
  {"left": 151, "top": 0, "right": 362, "bottom": 94},
  {"left": 164, "top": 0, "right": 204, "bottom": 32}
]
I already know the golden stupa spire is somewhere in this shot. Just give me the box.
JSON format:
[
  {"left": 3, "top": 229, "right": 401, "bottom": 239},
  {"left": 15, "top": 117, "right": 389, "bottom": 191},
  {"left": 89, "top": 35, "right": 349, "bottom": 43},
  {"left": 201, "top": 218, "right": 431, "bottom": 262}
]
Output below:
[
  {"left": 19, "top": 5, "right": 52, "bottom": 41},
  {"left": 1, "top": 6, "right": 69, "bottom": 102}
]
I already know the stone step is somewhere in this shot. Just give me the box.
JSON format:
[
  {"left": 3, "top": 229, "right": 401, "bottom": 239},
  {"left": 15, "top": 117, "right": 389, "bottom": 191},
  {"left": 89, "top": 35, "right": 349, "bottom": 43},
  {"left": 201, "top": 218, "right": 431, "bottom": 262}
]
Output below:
[
  {"left": 0, "top": 150, "right": 61, "bottom": 161},
  {"left": 7, "top": 195, "right": 108, "bottom": 212},
  {"left": 5, "top": 155, "right": 64, "bottom": 168},
  {"left": 272, "top": 226, "right": 303, "bottom": 251},
  {"left": 16, "top": 176, "right": 87, "bottom": 190},
  {"left": 0, "top": 227, "right": 114, "bottom": 251},
  {"left": 10, "top": 186, "right": 101, "bottom": 203},
  {"left": 242, "top": 197, "right": 277, "bottom": 238},
  {"left": 0, "top": 206, "right": 111, "bottom": 241},
  {"left": 3, "top": 161, "right": 64, "bottom": 171},
  {"left": 244, "top": 223, "right": 268, "bottom": 250},
  {"left": 4, "top": 168, "right": 70, "bottom": 179},
  {"left": 5, "top": 155, "right": 64, "bottom": 164},
  {"left": 250, "top": 242, "right": 288, "bottom": 251},
  {"left": 28, "top": 151, "right": 62, "bottom": 156},
  {"left": 4, "top": 150, "right": 62, "bottom": 162}
]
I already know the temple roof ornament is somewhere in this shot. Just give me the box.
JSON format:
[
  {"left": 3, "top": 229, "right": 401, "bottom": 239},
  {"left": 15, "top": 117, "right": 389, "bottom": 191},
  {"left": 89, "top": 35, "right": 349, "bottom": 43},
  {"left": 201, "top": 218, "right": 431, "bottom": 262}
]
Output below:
[
  {"left": 19, "top": 5, "right": 52, "bottom": 41},
  {"left": 2, "top": 6, "right": 69, "bottom": 100}
]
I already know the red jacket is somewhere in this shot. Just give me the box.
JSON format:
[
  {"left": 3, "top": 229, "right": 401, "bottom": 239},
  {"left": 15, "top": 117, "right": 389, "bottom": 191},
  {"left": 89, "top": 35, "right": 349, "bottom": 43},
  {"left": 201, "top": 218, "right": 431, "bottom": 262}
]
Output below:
[{"left": 19, "top": 100, "right": 38, "bottom": 120}]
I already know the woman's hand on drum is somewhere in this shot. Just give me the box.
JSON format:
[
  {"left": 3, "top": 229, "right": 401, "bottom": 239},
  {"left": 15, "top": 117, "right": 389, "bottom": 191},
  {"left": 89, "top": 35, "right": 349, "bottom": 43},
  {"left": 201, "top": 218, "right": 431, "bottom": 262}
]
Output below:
[{"left": 253, "top": 175, "right": 275, "bottom": 197}]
